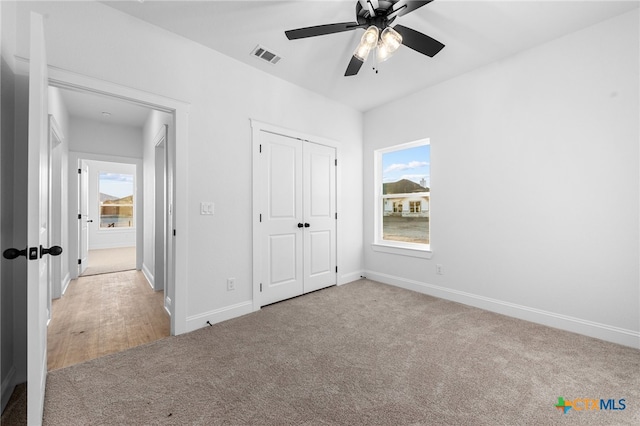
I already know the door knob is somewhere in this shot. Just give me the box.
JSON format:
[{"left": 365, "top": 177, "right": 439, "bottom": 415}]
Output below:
[
  {"left": 3, "top": 248, "right": 27, "bottom": 260},
  {"left": 304, "top": 223, "right": 310, "bottom": 228},
  {"left": 3, "top": 247, "right": 40, "bottom": 260},
  {"left": 297, "top": 223, "right": 304, "bottom": 228},
  {"left": 40, "top": 245, "right": 63, "bottom": 258}
]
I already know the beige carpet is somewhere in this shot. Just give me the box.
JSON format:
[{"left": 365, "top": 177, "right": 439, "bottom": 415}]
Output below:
[
  {"left": 4, "top": 280, "right": 639, "bottom": 425},
  {"left": 81, "top": 247, "right": 136, "bottom": 276}
]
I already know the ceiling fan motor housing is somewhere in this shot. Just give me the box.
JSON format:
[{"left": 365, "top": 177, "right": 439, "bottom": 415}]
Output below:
[{"left": 356, "top": 1, "right": 399, "bottom": 30}]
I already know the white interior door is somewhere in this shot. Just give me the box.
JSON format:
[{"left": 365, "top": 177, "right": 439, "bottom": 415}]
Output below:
[
  {"left": 154, "top": 125, "right": 168, "bottom": 294},
  {"left": 257, "top": 130, "right": 336, "bottom": 306},
  {"left": 78, "top": 161, "right": 89, "bottom": 275},
  {"left": 27, "top": 11, "right": 50, "bottom": 424},
  {"left": 260, "top": 132, "right": 304, "bottom": 305},
  {"left": 303, "top": 142, "right": 336, "bottom": 293}
]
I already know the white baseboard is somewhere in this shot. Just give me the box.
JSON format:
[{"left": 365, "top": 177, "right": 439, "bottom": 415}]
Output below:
[
  {"left": 185, "top": 301, "right": 253, "bottom": 333},
  {"left": 338, "top": 270, "right": 365, "bottom": 286},
  {"left": 141, "top": 263, "right": 154, "bottom": 289},
  {"left": 61, "top": 272, "right": 71, "bottom": 295},
  {"left": 1, "top": 367, "right": 16, "bottom": 414},
  {"left": 364, "top": 270, "right": 640, "bottom": 349}
]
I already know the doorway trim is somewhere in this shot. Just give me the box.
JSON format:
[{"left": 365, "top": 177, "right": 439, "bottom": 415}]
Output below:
[
  {"left": 69, "top": 154, "right": 142, "bottom": 277},
  {"left": 250, "top": 119, "right": 339, "bottom": 312},
  {"left": 45, "top": 64, "right": 190, "bottom": 335}
]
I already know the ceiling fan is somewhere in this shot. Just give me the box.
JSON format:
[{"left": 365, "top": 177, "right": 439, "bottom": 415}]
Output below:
[{"left": 285, "top": 0, "right": 444, "bottom": 76}]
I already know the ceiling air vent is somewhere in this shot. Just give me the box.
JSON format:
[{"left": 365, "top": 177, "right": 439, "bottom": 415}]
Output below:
[{"left": 251, "top": 45, "right": 282, "bottom": 65}]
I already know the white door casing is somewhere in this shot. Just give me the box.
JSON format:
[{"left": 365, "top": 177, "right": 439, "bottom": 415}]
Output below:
[
  {"left": 253, "top": 123, "right": 337, "bottom": 307},
  {"left": 154, "top": 125, "right": 168, "bottom": 296},
  {"left": 27, "top": 12, "right": 50, "bottom": 425}
]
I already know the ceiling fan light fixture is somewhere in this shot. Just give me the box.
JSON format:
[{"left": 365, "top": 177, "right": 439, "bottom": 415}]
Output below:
[
  {"left": 361, "top": 25, "right": 379, "bottom": 48},
  {"left": 376, "top": 27, "right": 403, "bottom": 62},
  {"left": 381, "top": 26, "right": 402, "bottom": 51},
  {"left": 353, "top": 25, "right": 379, "bottom": 61}
]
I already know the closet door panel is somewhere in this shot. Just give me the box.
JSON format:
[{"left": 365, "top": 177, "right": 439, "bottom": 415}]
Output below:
[
  {"left": 260, "top": 133, "right": 304, "bottom": 305},
  {"left": 303, "top": 142, "right": 337, "bottom": 293}
]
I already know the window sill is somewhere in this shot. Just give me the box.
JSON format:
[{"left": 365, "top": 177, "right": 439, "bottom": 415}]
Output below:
[{"left": 371, "top": 243, "right": 432, "bottom": 259}]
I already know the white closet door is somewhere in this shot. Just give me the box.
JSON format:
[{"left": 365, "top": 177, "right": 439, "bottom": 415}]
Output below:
[
  {"left": 78, "top": 162, "right": 89, "bottom": 275},
  {"left": 260, "top": 132, "right": 304, "bottom": 305},
  {"left": 303, "top": 142, "right": 336, "bottom": 293}
]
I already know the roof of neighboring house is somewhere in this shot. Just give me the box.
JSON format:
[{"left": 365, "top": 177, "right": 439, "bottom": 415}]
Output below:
[
  {"left": 101, "top": 195, "right": 133, "bottom": 205},
  {"left": 383, "top": 179, "right": 429, "bottom": 195}
]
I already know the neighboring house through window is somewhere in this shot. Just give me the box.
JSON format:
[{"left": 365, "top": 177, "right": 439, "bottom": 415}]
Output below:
[
  {"left": 374, "top": 139, "right": 430, "bottom": 257},
  {"left": 99, "top": 172, "right": 135, "bottom": 229}
]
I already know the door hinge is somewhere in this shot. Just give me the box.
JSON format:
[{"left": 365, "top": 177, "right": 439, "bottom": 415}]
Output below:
[
  {"left": 78, "top": 259, "right": 82, "bottom": 265},
  {"left": 335, "top": 266, "right": 338, "bottom": 273},
  {"left": 260, "top": 283, "right": 262, "bottom": 292},
  {"left": 259, "top": 214, "right": 262, "bottom": 223},
  {"left": 259, "top": 144, "right": 262, "bottom": 153},
  {"left": 335, "top": 212, "right": 337, "bottom": 219},
  {"left": 78, "top": 214, "right": 82, "bottom": 220},
  {"left": 173, "top": 229, "right": 176, "bottom": 236},
  {"left": 335, "top": 159, "right": 337, "bottom": 166},
  {"left": 78, "top": 168, "right": 81, "bottom": 174}
]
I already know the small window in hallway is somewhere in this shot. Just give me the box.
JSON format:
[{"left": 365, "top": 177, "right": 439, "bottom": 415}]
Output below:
[{"left": 99, "top": 172, "right": 134, "bottom": 228}]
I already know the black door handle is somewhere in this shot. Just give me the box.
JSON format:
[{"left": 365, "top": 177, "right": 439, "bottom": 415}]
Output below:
[
  {"left": 3, "top": 248, "right": 27, "bottom": 260},
  {"left": 297, "top": 223, "right": 304, "bottom": 228},
  {"left": 304, "top": 223, "right": 310, "bottom": 228},
  {"left": 87, "top": 219, "right": 93, "bottom": 223},
  {"left": 40, "top": 245, "right": 63, "bottom": 258}
]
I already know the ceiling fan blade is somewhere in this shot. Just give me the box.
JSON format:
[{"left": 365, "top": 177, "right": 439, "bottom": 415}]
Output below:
[
  {"left": 358, "top": 0, "right": 377, "bottom": 17},
  {"left": 394, "top": 24, "right": 444, "bottom": 57},
  {"left": 285, "top": 22, "right": 363, "bottom": 40},
  {"left": 345, "top": 56, "right": 364, "bottom": 76},
  {"left": 387, "top": 0, "right": 433, "bottom": 20}
]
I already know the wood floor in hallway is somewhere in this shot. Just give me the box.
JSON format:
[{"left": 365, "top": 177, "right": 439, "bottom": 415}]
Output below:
[{"left": 47, "top": 270, "right": 170, "bottom": 371}]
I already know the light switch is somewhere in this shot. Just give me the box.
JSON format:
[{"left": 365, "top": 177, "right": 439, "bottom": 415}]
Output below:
[{"left": 200, "top": 202, "right": 214, "bottom": 215}]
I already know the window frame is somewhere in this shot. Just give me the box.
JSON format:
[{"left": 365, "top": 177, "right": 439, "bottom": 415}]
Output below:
[
  {"left": 98, "top": 171, "right": 136, "bottom": 231},
  {"left": 372, "top": 138, "right": 432, "bottom": 259}
]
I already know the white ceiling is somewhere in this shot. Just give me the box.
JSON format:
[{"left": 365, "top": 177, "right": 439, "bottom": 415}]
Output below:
[
  {"left": 58, "top": 87, "right": 153, "bottom": 128},
  {"left": 98, "top": 0, "right": 638, "bottom": 112},
  {"left": 60, "top": 1, "right": 638, "bottom": 122}
]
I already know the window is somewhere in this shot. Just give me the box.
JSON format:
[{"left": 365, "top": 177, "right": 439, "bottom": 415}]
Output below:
[
  {"left": 374, "top": 139, "right": 430, "bottom": 256},
  {"left": 99, "top": 172, "right": 134, "bottom": 229}
]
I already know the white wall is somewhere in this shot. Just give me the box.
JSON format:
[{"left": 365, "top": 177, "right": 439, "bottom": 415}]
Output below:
[
  {"left": 68, "top": 116, "right": 142, "bottom": 258},
  {"left": 11, "top": 1, "right": 363, "bottom": 333},
  {"left": 363, "top": 10, "right": 639, "bottom": 347},
  {"left": 85, "top": 160, "right": 137, "bottom": 250},
  {"left": 69, "top": 116, "right": 143, "bottom": 159}
]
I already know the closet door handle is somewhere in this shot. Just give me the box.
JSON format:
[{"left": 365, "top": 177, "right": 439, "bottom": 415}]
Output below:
[
  {"left": 297, "top": 223, "right": 304, "bottom": 228},
  {"left": 304, "top": 223, "right": 310, "bottom": 228}
]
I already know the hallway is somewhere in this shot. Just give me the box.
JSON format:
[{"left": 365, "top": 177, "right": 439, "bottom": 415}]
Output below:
[{"left": 47, "top": 270, "right": 170, "bottom": 370}]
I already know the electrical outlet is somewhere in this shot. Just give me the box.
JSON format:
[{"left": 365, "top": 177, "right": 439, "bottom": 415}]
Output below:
[
  {"left": 227, "top": 278, "right": 235, "bottom": 291},
  {"left": 436, "top": 264, "right": 444, "bottom": 275}
]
